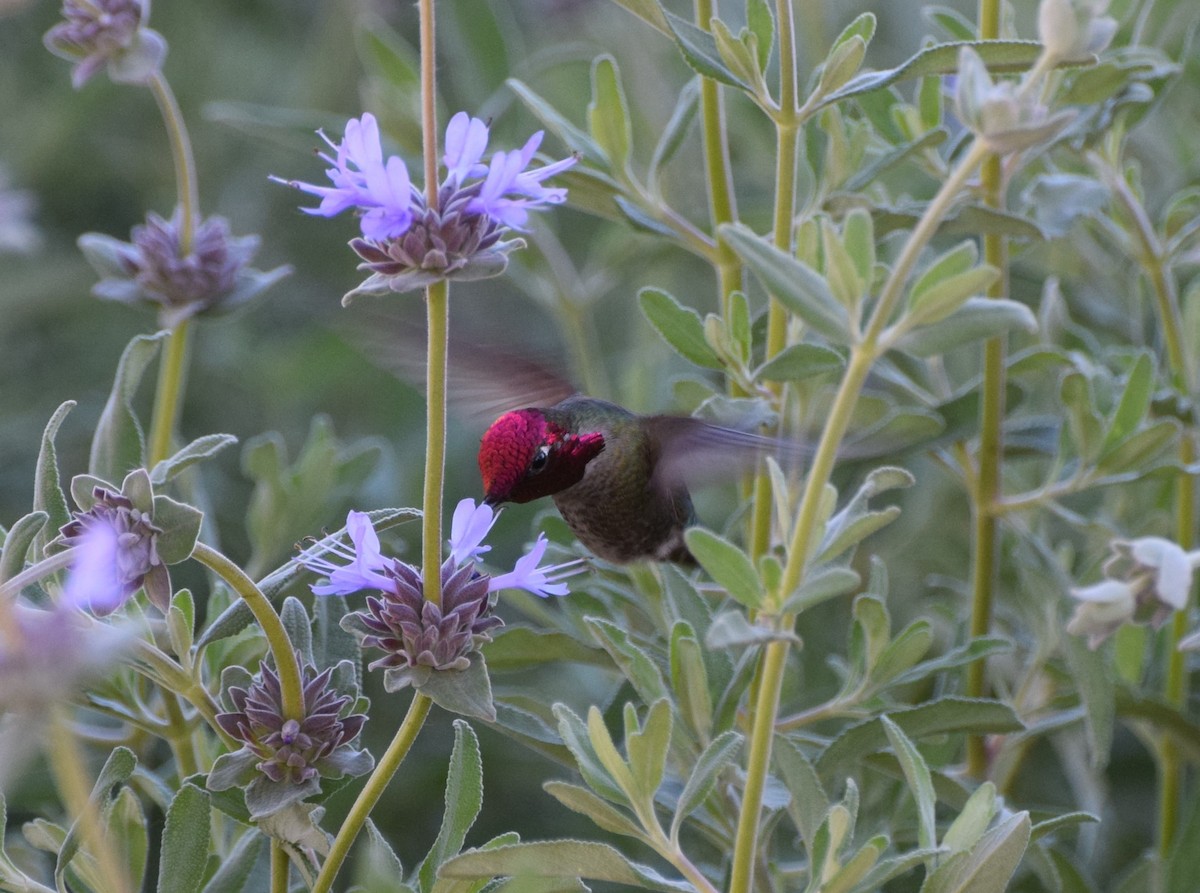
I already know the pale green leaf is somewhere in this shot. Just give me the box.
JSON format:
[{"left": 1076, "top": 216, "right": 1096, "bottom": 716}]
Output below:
[
  {"left": 670, "top": 731, "right": 744, "bottom": 840},
  {"left": 157, "top": 784, "right": 211, "bottom": 893},
  {"left": 588, "top": 56, "right": 632, "bottom": 171},
  {"left": 417, "top": 720, "right": 484, "bottom": 892},
  {"left": 640, "top": 287, "right": 723, "bottom": 369},
  {"left": 684, "top": 528, "right": 763, "bottom": 609},
  {"left": 882, "top": 717, "right": 937, "bottom": 853},
  {"left": 90, "top": 333, "right": 166, "bottom": 483},
  {"left": 720, "top": 222, "right": 851, "bottom": 344}
]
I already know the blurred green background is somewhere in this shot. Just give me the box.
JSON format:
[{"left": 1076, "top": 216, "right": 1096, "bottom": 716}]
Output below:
[{"left": 2, "top": 0, "right": 1199, "bottom": 886}]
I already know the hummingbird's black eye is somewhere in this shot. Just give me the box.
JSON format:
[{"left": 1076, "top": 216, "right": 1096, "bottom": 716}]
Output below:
[{"left": 529, "top": 444, "right": 551, "bottom": 474}]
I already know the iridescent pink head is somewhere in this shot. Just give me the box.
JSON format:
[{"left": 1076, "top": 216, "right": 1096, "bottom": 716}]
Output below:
[{"left": 479, "top": 409, "right": 605, "bottom": 505}]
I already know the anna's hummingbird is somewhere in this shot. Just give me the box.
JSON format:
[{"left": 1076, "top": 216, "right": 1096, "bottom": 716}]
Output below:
[
  {"left": 478, "top": 394, "right": 799, "bottom": 564},
  {"left": 362, "top": 321, "right": 803, "bottom": 564}
]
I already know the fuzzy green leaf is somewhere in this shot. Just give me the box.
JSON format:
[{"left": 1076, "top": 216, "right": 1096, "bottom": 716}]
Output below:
[
  {"left": 819, "top": 40, "right": 1062, "bottom": 110},
  {"left": 280, "top": 596, "right": 314, "bottom": 665},
  {"left": 882, "top": 717, "right": 937, "bottom": 853},
  {"left": 201, "top": 830, "right": 264, "bottom": 893},
  {"left": 0, "top": 511, "right": 47, "bottom": 586},
  {"left": 543, "top": 782, "right": 645, "bottom": 840},
  {"left": 755, "top": 342, "right": 845, "bottom": 383},
  {"left": 157, "top": 784, "right": 211, "bottom": 893},
  {"left": 670, "top": 730, "right": 744, "bottom": 840},
  {"left": 553, "top": 703, "right": 626, "bottom": 805},
  {"left": 721, "top": 222, "right": 851, "bottom": 344},
  {"left": 773, "top": 736, "right": 829, "bottom": 853},
  {"left": 625, "top": 699, "right": 673, "bottom": 806},
  {"left": 417, "top": 720, "right": 484, "bottom": 892},
  {"left": 56, "top": 746, "right": 138, "bottom": 889},
  {"left": 585, "top": 617, "right": 669, "bottom": 704},
  {"left": 589, "top": 56, "right": 633, "bottom": 171},
  {"left": 438, "top": 840, "right": 694, "bottom": 890},
  {"left": 942, "top": 782, "right": 998, "bottom": 853},
  {"left": 664, "top": 12, "right": 751, "bottom": 90},
  {"left": 746, "top": 0, "right": 774, "bottom": 71},
  {"left": 413, "top": 654, "right": 496, "bottom": 722},
  {"left": 907, "top": 266, "right": 1002, "bottom": 329},
  {"left": 684, "top": 528, "right": 763, "bottom": 609},
  {"left": 1101, "top": 353, "right": 1155, "bottom": 454},
  {"left": 920, "top": 811, "right": 1031, "bottom": 893},
  {"left": 106, "top": 787, "right": 148, "bottom": 892},
  {"left": 506, "top": 79, "right": 605, "bottom": 166},
  {"left": 151, "top": 494, "right": 203, "bottom": 565},
  {"left": 781, "top": 565, "right": 861, "bottom": 614},
  {"left": 894, "top": 298, "right": 1037, "bottom": 357},
  {"left": 587, "top": 706, "right": 638, "bottom": 801},
  {"left": 649, "top": 81, "right": 700, "bottom": 187},
  {"left": 639, "top": 287, "right": 724, "bottom": 369},
  {"left": 818, "top": 698, "right": 1024, "bottom": 781},
  {"left": 150, "top": 433, "right": 238, "bottom": 486},
  {"left": 670, "top": 623, "right": 713, "bottom": 741},
  {"left": 33, "top": 401, "right": 75, "bottom": 555},
  {"left": 90, "top": 332, "right": 166, "bottom": 484},
  {"left": 608, "top": 0, "right": 669, "bottom": 34}
]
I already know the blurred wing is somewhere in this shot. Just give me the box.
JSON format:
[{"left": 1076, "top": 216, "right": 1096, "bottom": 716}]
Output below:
[
  {"left": 350, "top": 313, "right": 578, "bottom": 424},
  {"left": 645, "top": 415, "right": 811, "bottom": 490}
]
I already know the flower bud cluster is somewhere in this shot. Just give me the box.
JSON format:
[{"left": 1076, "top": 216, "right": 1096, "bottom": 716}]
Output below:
[
  {"left": 58, "top": 485, "right": 166, "bottom": 613},
  {"left": 44, "top": 0, "right": 166, "bottom": 89},
  {"left": 274, "top": 112, "right": 576, "bottom": 302},
  {"left": 209, "top": 661, "right": 372, "bottom": 819},
  {"left": 79, "top": 209, "right": 290, "bottom": 327},
  {"left": 300, "top": 501, "right": 582, "bottom": 686}
]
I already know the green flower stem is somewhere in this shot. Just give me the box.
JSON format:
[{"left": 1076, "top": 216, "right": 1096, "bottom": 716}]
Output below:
[
  {"left": 148, "top": 319, "right": 192, "bottom": 467},
  {"left": 128, "top": 638, "right": 237, "bottom": 750},
  {"left": 731, "top": 139, "right": 992, "bottom": 893},
  {"left": 161, "top": 688, "right": 200, "bottom": 778},
  {"left": 729, "top": 632, "right": 789, "bottom": 893},
  {"left": 748, "top": 0, "right": 801, "bottom": 558},
  {"left": 647, "top": 828, "right": 719, "bottom": 893},
  {"left": 145, "top": 72, "right": 200, "bottom": 465},
  {"left": 270, "top": 840, "right": 289, "bottom": 893},
  {"left": 0, "top": 548, "right": 75, "bottom": 603},
  {"left": 419, "top": 0, "right": 438, "bottom": 206},
  {"left": 422, "top": 278, "right": 450, "bottom": 609},
  {"left": 1102, "top": 155, "right": 1195, "bottom": 853},
  {"left": 148, "top": 72, "right": 200, "bottom": 250},
  {"left": 694, "top": 0, "right": 740, "bottom": 314},
  {"left": 48, "top": 706, "right": 133, "bottom": 893},
  {"left": 964, "top": 0, "right": 1007, "bottom": 774},
  {"left": 191, "top": 543, "right": 305, "bottom": 722},
  {"left": 312, "top": 693, "right": 433, "bottom": 893}
]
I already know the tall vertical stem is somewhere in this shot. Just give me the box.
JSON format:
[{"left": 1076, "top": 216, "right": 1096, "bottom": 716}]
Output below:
[
  {"left": 422, "top": 278, "right": 449, "bottom": 608},
  {"left": 48, "top": 708, "right": 133, "bottom": 893},
  {"left": 749, "top": 0, "right": 801, "bottom": 560},
  {"left": 728, "top": 139, "right": 990, "bottom": 893},
  {"left": 311, "top": 694, "right": 434, "bottom": 893},
  {"left": 418, "top": 0, "right": 447, "bottom": 609},
  {"left": 965, "top": 0, "right": 1006, "bottom": 778},
  {"left": 145, "top": 73, "right": 201, "bottom": 466},
  {"left": 693, "top": 0, "right": 740, "bottom": 311}
]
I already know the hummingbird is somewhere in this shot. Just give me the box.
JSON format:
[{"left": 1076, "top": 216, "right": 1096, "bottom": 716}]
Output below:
[
  {"left": 477, "top": 393, "right": 808, "bottom": 565},
  {"left": 361, "top": 320, "right": 805, "bottom": 564}
]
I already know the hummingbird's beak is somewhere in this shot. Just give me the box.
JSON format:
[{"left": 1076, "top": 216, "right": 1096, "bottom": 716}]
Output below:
[{"left": 483, "top": 493, "right": 499, "bottom": 507}]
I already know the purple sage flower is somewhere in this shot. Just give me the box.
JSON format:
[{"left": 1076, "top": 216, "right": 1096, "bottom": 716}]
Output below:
[
  {"left": 209, "top": 661, "right": 372, "bottom": 819},
  {"left": 44, "top": 0, "right": 166, "bottom": 89},
  {"left": 58, "top": 485, "right": 169, "bottom": 613},
  {"left": 272, "top": 112, "right": 577, "bottom": 302},
  {"left": 61, "top": 516, "right": 127, "bottom": 615},
  {"left": 300, "top": 499, "right": 584, "bottom": 686},
  {"left": 78, "top": 208, "right": 291, "bottom": 327}
]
